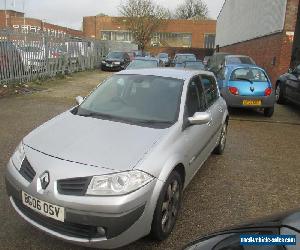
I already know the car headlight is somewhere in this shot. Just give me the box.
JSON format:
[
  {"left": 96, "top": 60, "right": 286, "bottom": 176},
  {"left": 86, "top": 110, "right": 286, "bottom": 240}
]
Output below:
[
  {"left": 86, "top": 170, "right": 154, "bottom": 196},
  {"left": 113, "top": 62, "right": 121, "bottom": 65},
  {"left": 101, "top": 60, "right": 106, "bottom": 64},
  {"left": 11, "top": 142, "right": 25, "bottom": 170}
]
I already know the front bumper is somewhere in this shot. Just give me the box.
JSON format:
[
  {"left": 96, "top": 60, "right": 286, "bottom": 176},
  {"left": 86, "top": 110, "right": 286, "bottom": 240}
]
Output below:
[
  {"left": 101, "top": 63, "right": 124, "bottom": 71},
  {"left": 221, "top": 89, "right": 275, "bottom": 108},
  {"left": 5, "top": 156, "right": 163, "bottom": 249}
]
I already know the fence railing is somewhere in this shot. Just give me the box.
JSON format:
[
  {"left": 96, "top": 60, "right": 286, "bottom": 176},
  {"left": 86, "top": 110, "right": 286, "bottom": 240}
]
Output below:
[{"left": 0, "top": 29, "right": 108, "bottom": 84}]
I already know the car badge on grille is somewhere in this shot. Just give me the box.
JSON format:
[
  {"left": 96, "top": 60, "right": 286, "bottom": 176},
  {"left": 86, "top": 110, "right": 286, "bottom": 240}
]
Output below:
[
  {"left": 250, "top": 87, "right": 255, "bottom": 92},
  {"left": 40, "top": 171, "right": 50, "bottom": 190}
]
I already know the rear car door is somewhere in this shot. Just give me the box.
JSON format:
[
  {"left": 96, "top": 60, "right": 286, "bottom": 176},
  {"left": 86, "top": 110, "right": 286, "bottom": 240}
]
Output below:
[
  {"left": 201, "top": 74, "right": 225, "bottom": 152},
  {"left": 286, "top": 65, "right": 300, "bottom": 104},
  {"left": 182, "top": 76, "right": 212, "bottom": 181}
]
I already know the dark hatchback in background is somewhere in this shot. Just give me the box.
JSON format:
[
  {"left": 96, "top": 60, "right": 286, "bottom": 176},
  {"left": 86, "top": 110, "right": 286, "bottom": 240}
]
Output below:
[
  {"left": 276, "top": 64, "right": 300, "bottom": 106},
  {"left": 101, "top": 51, "right": 130, "bottom": 71}
]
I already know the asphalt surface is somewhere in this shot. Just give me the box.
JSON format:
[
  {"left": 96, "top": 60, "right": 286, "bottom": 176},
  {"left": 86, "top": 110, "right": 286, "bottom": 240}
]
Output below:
[{"left": 0, "top": 71, "right": 300, "bottom": 250}]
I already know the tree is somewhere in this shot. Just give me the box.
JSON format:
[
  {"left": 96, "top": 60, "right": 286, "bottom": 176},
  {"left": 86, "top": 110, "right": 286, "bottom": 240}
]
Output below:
[
  {"left": 175, "top": 0, "right": 208, "bottom": 20},
  {"left": 97, "top": 13, "right": 108, "bottom": 17},
  {"left": 119, "top": 0, "right": 169, "bottom": 50}
]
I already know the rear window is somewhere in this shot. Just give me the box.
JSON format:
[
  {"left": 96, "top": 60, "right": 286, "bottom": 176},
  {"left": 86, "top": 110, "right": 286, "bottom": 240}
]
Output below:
[
  {"left": 230, "top": 68, "right": 268, "bottom": 82},
  {"left": 175, "top": 55, "right": 196, "bottom": 63},
  {"left": 107, "top": 52, "right": 124, "bottom": 59},
  {"left": 127, "top": 60, "right": 158, "bottom": 69},
  {"left": 226, "top": 56, "right": 255, "bottom": 65}
]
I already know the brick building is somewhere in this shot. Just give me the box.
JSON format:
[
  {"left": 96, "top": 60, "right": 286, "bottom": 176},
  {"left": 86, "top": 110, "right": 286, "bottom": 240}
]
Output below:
[
  {"left": 83, "top": 16, "right": 216, "bottom": 49},
  {"left": 216, "top": 0, "right": 300, "bottom": 84},
  {"left": 0, "top": 10, "right": 83, "bottom": 37}
]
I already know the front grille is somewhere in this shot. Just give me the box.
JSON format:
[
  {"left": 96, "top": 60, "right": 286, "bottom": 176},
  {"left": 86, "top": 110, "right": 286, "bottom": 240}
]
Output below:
[
  {"left": 19, "top": 158, "right": 36, "bottom": 182},
  {"left": 57, "top": 177, "right": 91, "bottom": 196},
  {"left": 14, "top": 198, "right": 101, "bottom": 239}
]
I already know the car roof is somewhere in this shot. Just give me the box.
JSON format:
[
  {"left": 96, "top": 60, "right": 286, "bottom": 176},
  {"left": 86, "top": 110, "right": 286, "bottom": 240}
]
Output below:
[{"left": 116, "top": 68, "right": 214, "bottom": 80}]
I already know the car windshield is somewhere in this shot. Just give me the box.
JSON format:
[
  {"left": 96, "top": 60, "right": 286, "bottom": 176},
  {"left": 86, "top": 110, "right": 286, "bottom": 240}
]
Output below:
[
  {"left": 184, "top": 61, "right": 205, "bottom": 70},
  {"left": 107, "top": 52, "right": 124, "bottom": 59},
  {"left": 175, "top": 55, "right": 196, "bottom": 63},
  {"left": 126, "top": 60, "right": 158, "bottom": 69},
  {"left": 226, "top": 56, "right": 255, "bottom": 65},
  {"left": 76, "top": 74, "right": 183, "bottom": 126},
  {"left": 230, "top": 68, "right": 268, "bottom": 82}
]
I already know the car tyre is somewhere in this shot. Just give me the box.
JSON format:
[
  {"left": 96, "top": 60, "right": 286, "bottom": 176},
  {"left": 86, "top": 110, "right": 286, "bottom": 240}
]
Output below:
[
  {"left": 264, "top": 107, "right": 274, "bottom": 117},
  {"left": 151, "top": 170, "right": 183, "bottom": 241},
  {"left": 213, "top": 122, "right": 228, "bottom": 155},
  {"left": 275, "top": 82, "right": 286, "bottom": 104}
]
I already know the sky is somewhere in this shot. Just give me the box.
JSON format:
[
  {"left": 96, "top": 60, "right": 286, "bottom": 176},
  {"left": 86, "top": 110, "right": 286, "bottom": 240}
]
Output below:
[{"left": 0, "top": 0, "right": 224, "bottom": 30}]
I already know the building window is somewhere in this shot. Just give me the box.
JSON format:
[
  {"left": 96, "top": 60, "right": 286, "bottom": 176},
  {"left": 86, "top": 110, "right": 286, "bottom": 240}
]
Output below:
[
  {"left": 100, "top": 30, "right": 192, "bottom": 48},
  {"left": 204, "top": 34, "right": 216, "bottom": 49}
]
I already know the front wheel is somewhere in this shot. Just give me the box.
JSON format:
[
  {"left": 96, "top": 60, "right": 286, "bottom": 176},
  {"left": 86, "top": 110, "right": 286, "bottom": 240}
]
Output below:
[
  {"left": 213, "top": 122, "right": 228, "bottom": 155},
  {"left": 264, "top": 107, "right": 274, "bottom": 117},
  {"left": 275, "top": 82, "right": 286, "bottom": 104},
  {"left": 151, "top": 171, "right": 183, "bottom": 241}
]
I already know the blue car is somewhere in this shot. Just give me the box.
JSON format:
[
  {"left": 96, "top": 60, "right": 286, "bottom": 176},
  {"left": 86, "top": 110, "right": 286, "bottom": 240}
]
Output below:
[{"left": 217, "top": 64, "right": 275, "bottom": 117}]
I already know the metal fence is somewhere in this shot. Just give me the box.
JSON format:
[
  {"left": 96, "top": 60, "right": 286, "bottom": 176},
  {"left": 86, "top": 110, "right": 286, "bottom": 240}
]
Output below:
[{"left": 0, "top": 29, "right": 107, "bottom": 84}]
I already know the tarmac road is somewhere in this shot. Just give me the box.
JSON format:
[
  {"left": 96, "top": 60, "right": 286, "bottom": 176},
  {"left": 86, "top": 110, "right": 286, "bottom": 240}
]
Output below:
[{"left": 0, "top": 71, "right": 299, "bottom": 250}]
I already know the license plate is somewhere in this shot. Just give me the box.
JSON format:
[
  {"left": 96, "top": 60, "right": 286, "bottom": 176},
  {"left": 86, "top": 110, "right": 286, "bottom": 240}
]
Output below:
[
  {"left": 106, "top": 64, "right": 113, "bottom": 67},
  {"left": 22, "top": 191, "right": 65, "bottom": 222},
  {"left": 242, "top": 100, "right": 262, "bottom": 106}
]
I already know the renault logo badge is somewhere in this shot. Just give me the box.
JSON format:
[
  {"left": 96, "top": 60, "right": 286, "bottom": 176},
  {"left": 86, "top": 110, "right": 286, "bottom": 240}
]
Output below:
[{"left": 40, "top": 171, "right": 50, "bottom": 190}]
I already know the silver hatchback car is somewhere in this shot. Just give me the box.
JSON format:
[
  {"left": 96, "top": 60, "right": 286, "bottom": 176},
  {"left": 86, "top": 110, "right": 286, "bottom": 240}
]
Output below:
[{"left": 6, "top": 68, "right": 228, "bottom": 249}]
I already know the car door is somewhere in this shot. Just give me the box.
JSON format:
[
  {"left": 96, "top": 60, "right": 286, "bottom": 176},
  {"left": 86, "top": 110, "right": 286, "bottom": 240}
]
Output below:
[
  {"left": 201, "top": 74, "right": 225, "bottom": 152},
  {"left": 182, "top": 76, "right": 212, "bottom": 183},
  {"left": 286, "top": 65, "right": 300, "bottom": 104}
]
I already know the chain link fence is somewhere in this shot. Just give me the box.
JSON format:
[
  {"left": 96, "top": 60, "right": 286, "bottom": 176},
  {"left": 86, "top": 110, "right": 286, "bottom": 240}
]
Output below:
[{"left": 0, "top": 29, "right": 108, "bottom": 85}]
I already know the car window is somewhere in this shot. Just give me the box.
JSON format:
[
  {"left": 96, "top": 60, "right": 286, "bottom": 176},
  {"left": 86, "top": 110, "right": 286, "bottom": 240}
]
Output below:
[
  {"left": 107, "top": 52, "right": 124, "bottom": 59},
  {"left": 230, "top": 68, "right": 268, "bottom": 82},
  {"left": 127, "top": 60, "right": 158, "bottom": 69},
  {"left": 216, "top": 67, "right": 226, "bottom": 80},
  {"left": 226, "top": 57, "right": 254, "bottom": 65},
  {"left": 186, "top": 76, "right": 206, "bottom": 117},
  {"left": 184, "top": 61, "right": 205, "bottom": 70},
  {"left": 175, "top": 55, "right": 197, "bottom": 63},
  {"left": 77, "top": 74, "right": 184, "bottom": 125},
  {"left": 202, "top": 74, "right": 219, "bottom": 107}
]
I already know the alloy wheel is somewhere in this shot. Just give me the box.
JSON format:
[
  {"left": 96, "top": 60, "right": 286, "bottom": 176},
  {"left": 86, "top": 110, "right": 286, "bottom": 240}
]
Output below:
[
  {"left": 161, "top": 179, "right": 180, "bottom": 233},
  {"left": 275, "top": 85, "right": 280, "bottom": 102},
  {"left": 220, "top": 123, "right": 227, "bottom": 151}
]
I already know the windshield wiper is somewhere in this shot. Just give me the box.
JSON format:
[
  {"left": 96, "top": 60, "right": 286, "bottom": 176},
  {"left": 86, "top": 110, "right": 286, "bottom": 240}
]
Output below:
[
  {"left": 234, "top": 77, "right": 253, "bottom": 83},
  {"left": 79, "top": 112, "right": 114, "bottom": 119},
  {"left": 134, "top": 119, "right": 172, "bottom": 125}
]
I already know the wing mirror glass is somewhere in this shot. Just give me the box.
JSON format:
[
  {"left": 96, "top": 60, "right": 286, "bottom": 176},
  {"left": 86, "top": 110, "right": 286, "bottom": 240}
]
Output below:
[
  {"left": 188, "top": 112, "right": 211, "bottom": 125},
  {"left": 75, "top": 96, "right": 84, "bottom": 105}
]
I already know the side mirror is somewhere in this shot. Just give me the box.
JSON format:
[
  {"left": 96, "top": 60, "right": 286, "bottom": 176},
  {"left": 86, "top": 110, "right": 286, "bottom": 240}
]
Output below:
[
  {"left": 75, "top": 96, "right": 84, "bottom": 105},
  {"left": 288, "top": 68, "right": 293, "bottom": 74},
  {"left": 188, "top": 112, "right": 211, "bottom": 125}
]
